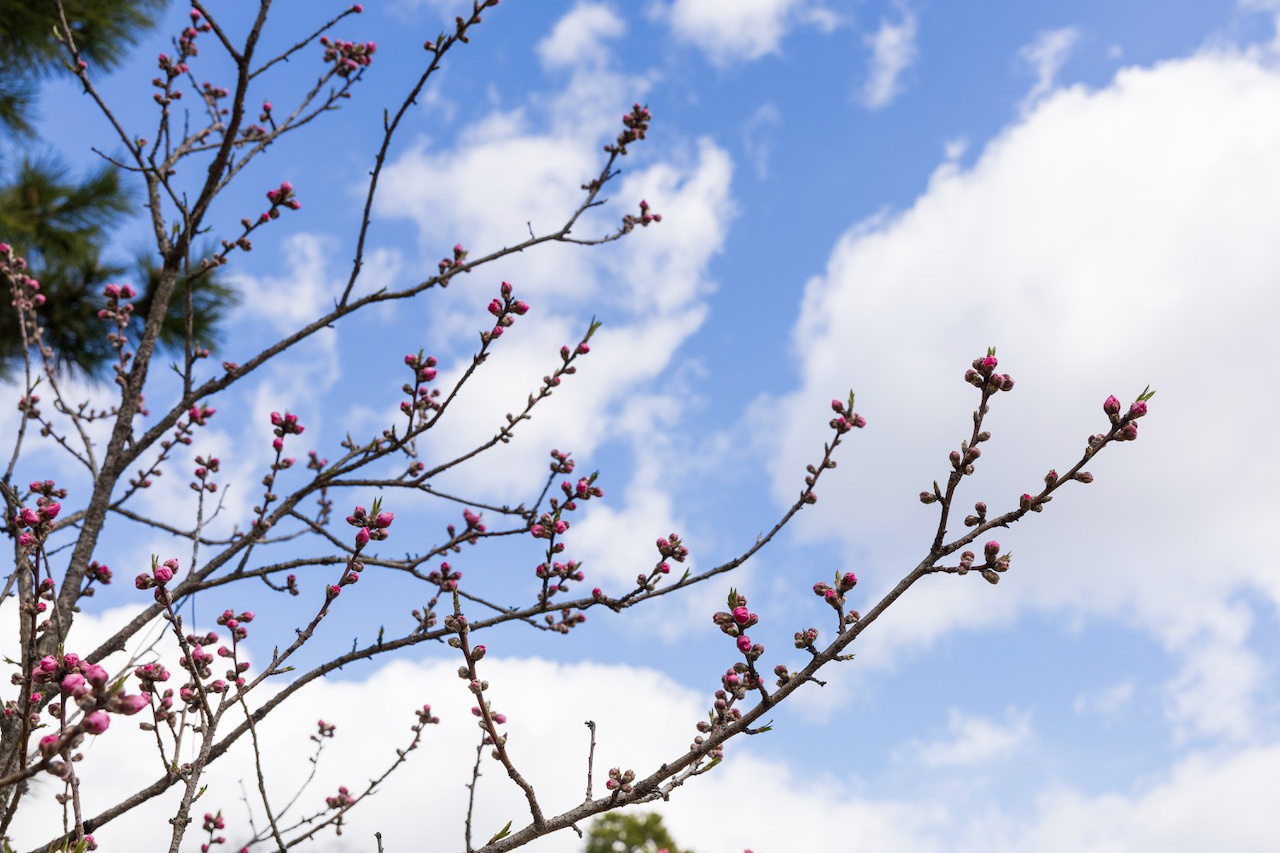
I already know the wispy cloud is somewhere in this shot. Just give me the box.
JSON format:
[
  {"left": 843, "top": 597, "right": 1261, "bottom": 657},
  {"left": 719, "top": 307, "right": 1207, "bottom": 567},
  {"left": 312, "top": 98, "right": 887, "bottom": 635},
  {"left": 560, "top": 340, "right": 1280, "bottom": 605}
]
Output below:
[
  {"left": 906, "top": 707, "right": 1033, "bottom": 767},
  {"left": 860, "top": 3, "right": 919, "bottom": 109},
  {"left": 1019, "top": 27, "right": 1081, "bottom": 113}
]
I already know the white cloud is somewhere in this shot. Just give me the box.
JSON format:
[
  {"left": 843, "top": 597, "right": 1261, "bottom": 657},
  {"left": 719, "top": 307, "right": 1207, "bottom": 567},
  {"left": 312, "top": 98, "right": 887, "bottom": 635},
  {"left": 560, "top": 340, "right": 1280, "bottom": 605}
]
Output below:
[
  {"left": 742, "top": 103, "right": 782, "bottom": 179},
  {"left": 12, "top": 601, "right": 1280, "bottom": 853},
  {"left": 860, "top": 3, "right": 919, "bottom": 109},
  {"left": 1074, "top": 680, "right": 1134, "bottom": 717},
  {"left": 537, "top": 2, "right": 626, "bottom": 70},
  {"left": 1019, "top": 27, "right": 1081, "bottom": 113},
  {"left": 905, "top": 707, "right": 1032, "bottom": 768},
  {"left": 764, "top": 48, "right": 1280, "bottom": 743},
  {"left": 657, "top": 0, "right": 823, "bottom": 65}
]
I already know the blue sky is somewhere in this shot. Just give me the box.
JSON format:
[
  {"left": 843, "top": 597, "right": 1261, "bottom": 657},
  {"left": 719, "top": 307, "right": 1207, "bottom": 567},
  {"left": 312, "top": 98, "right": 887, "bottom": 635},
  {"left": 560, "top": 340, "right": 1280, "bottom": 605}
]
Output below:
[{"left": 7, "top": 1, "right": 1280, "bottom": 850}]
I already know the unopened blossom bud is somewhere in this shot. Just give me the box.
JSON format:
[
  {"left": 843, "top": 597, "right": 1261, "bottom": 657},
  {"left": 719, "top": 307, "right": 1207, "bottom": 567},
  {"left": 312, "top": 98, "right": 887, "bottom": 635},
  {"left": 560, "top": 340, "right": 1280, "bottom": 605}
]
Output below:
[
  {"left": 1075, "top": 471, "right": 1094, "bottom": 484},
  {"left": 153, "top": 565, "right": 174, "bottom": 584},
  {"left": 1129, "top": 400, "right": 1148, "bottom": 418},
  {"left": 82, "top": 710, "right": 110, "bottom": 735},
  {"left": 113, "top": 693, "right": 150, "bottom": 715},
  {"left": 736, "top": 635, "right": 752, "bottom": 653},
  {"left": 1103, "top": 395, "right": 1121, "bottom": 417},
  {"left": 375, "top": 511, "right": 394, "bottom": 528},
  {"left": 355, "top": 527, "right": 370, "bottom": 547},
  {"left": 732, "top": 606, "right": 750, "bottom": 625},
  {"left": 984, "top": 541, "right": 1000, "bottom": 561}
]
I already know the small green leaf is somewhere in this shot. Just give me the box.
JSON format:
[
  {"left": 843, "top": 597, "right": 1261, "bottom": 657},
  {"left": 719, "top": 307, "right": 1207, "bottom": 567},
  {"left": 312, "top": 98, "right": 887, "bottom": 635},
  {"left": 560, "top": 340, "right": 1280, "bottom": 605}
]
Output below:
[{"left": 488, "top": 820, "right": 513, "bottom": 843}]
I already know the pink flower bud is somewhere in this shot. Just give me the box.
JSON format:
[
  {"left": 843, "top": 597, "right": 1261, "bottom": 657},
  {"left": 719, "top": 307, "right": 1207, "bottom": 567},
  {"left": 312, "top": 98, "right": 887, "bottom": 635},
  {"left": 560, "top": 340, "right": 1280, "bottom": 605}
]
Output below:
[
  {"left": 355, "top": 527, "right": 370, "bottom": 547},
  {"left": 732, "top": 606, "right": 750, "bottom": 625},
  {"left": 1103, "top": 395, "right": 1121, "bottom": 416},
  {"left": 984, "top": 541, "right": 1000, "bottom": 560},
  {"left": 375, "top": 511, "right": 394, "bottom": 528},
  {"left": 113, "top": 693, "right": 149, "bottom": 715},
  {"left": 153, "top": 565, "right": 174, "bottom": 584},
  {"left": 82, "top": 710, "right": 110, "bottom": 735},
  {"left": 736, "top": 635, "right": 752, "bottom": 653}
]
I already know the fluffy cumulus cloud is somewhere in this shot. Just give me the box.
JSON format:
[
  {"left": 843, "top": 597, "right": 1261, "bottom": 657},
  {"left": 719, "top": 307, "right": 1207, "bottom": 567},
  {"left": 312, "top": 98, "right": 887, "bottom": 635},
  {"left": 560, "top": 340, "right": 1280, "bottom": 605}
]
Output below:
[
  {"left": 860, "top": 2, "right": 919, "bottom": 109},
  {"left": 13, "top": 603, "right": 1278, "bottom": 852},
  {"left": 655, "top": 0, "right": 839, "bottom": 65},
  {"left": 371, "top": 9, "right": 734, "bottom": 507},
  {"left": 536, "top": 2, "right": 626, "bottom": 69},
  {"left": 764, "top": 45, "right": 1280, "bottom": 746}
]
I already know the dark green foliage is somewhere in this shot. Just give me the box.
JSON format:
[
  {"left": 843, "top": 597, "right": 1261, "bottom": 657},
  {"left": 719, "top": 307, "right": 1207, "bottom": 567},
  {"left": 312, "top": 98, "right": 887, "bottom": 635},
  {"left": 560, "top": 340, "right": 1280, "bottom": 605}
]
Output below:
[
  {"left": 0, "top": 0, "right": 240, "bottom": 380},
  {"left": 0, "top": 0, "right": 166, "bottom": 136},
  {"left": 584, "top": 812, "right": 691, "bottom": 853}
]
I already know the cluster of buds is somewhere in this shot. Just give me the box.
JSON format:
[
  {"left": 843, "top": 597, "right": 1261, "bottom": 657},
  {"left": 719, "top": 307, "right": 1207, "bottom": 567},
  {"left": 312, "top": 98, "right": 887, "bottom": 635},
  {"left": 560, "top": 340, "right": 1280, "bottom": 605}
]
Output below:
[
  {"left": 721, "top": 662, "right": 763, "bottom": 700},
  {"left": 828, "top": 394, "right": 867, "bottom": 434},
  {"left": 14, "top": 499, "right": 60, "bottom": 549},
  {"left": 200, "top": 811, "right": 226, "bottom": 851},
  {"left": 3, "top": 243, "right": 45, "bottom": 320},
  {"left": 181, "top": 8, "right": 212, "bottom": 57},
  {"left": 560, "top": 473, "right": 603, "bottom": 510},
  {"left": 536, "top": 559, "right": 584, "bottom": 589},
  {"left": 605, "top": 766, "right": 635, "bottom": 795},
  {"left": 963, "top": 348, "right": 1016, "bottom": 394},
  {"left": 693, "top": 684, "right": 740, "bottom": 760},
  {"left": 99, "top": 283, "right": 138, "bottom": 370},
  {"left": 260, "top": 180, "right": 300, "bottom": 223},
  {"left": 793, "top": 626, "right": 820, "bottom": 652},
  {"left": 346, "top": 502, "right": 394, "bottom": 546},
  {"left": 543, "top": 606, "right": 586, "bottom": 634},
  {"left": 655, "top": 532, "right": 689, "bottom": 568},
  {"left": 470, "top": 701, "right": 508, "bottom": 746},
  {"left": 152, "top": 53, "right": 189, "bottom": 106},
  {"left": 415, "top": 703, "right": 441, "bottom": 728},
  {"left": 712, "top": 590, "right": 763, "bottom": 661},
  {"left": 270, "top": 410, "right": 305, "bottom": 450},
  {"left": 325, "top": 785, "right": 356, "bottom": 810},
  {"left": 216, "top": 608, "right": 254, "bottom": 643},
  {"left": 85, "top": 560, "right": 113, "bottom": 589},
  {"left": 178, "top": 632, "right": 218, "bottom": 682},
  {"left": 438, "top": 242, "right": 468, "bottom": 275},
  {"left": 427, "top": 560, "right": 463, "bottom": 592},
  {"left": 31, "top": 652, "right": 150, "bottom": 761},
  {"left": 618, "top": 198, "right": 663, "bottom": 235},
  {"left": 320, "top": 35, "right": 376, "bottom": 77},
  {"left": 1097, "top": 388, "right": 1153, "bottom": 446},
  {"left": 529, "top": 513, "right": 569, "bottom": 543},
  {"left": 402, "top": 352, "right": 442, "bottom": 419},
  {"left": 199, "top": 80, "right": 229, "bottom": 110},
  {"left": 957, "top": 540, "right": 1010, "bottom": 584},
  {"left": 191, "top": 454, "right": 221, "bottom": 493},
  {"left": 480, "top": 281, "right": 530, "bottom": 345},
  {"left": 313, "top": 719, "right": 337, "bottom": 743},
  {"left": 812, "top": 571, "right": 859, "bottom": 612},
  {"left": 135, "top": 556, "right": 181, "bottom": 604},
  {"left": 549, "top": 448, "right": 575, "bottom": 475},
  {"left": 606, "top": 103, "right": 651, "bottom": 155}
]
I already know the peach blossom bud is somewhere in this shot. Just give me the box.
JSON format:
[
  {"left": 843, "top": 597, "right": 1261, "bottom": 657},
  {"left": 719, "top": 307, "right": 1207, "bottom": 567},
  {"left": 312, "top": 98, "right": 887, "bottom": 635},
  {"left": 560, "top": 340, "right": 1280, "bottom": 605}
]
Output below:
[
  {"left": 82, "top": 710, "right": 110, "bottom": 734},
  {"left": 114, "top": 694, "right": 149, "bottom": 715},
  {"left": 375, "top": 511, "right": 394, "bottom": 528},
  {"left": 1103, "top": 395, "right": 1121, "bottom": 416},
  {"left": 1129, "top": 400, "right": 1147, "bottom": 418},
  {"left": 355, "top": 527, "right": 370, "bottom": 547},
  {"left": 736, "top": 635, "right": 752, "bottom": 653},
  {"left": 984, "top": 541, "right": 1000, "bottom": 560},
  {"left": 153, "top": 565, "right": 173, "bottom": 584}
]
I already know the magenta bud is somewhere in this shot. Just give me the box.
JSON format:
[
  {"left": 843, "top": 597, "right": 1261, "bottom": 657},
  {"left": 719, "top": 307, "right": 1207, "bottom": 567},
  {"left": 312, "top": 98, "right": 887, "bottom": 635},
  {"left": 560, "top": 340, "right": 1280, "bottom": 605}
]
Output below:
[
  {"left": 355, "top": 527, "right": 370, "bottom": 547},
  {"left": 82, "top": 710, "right": 110, "bottom": 735}
]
